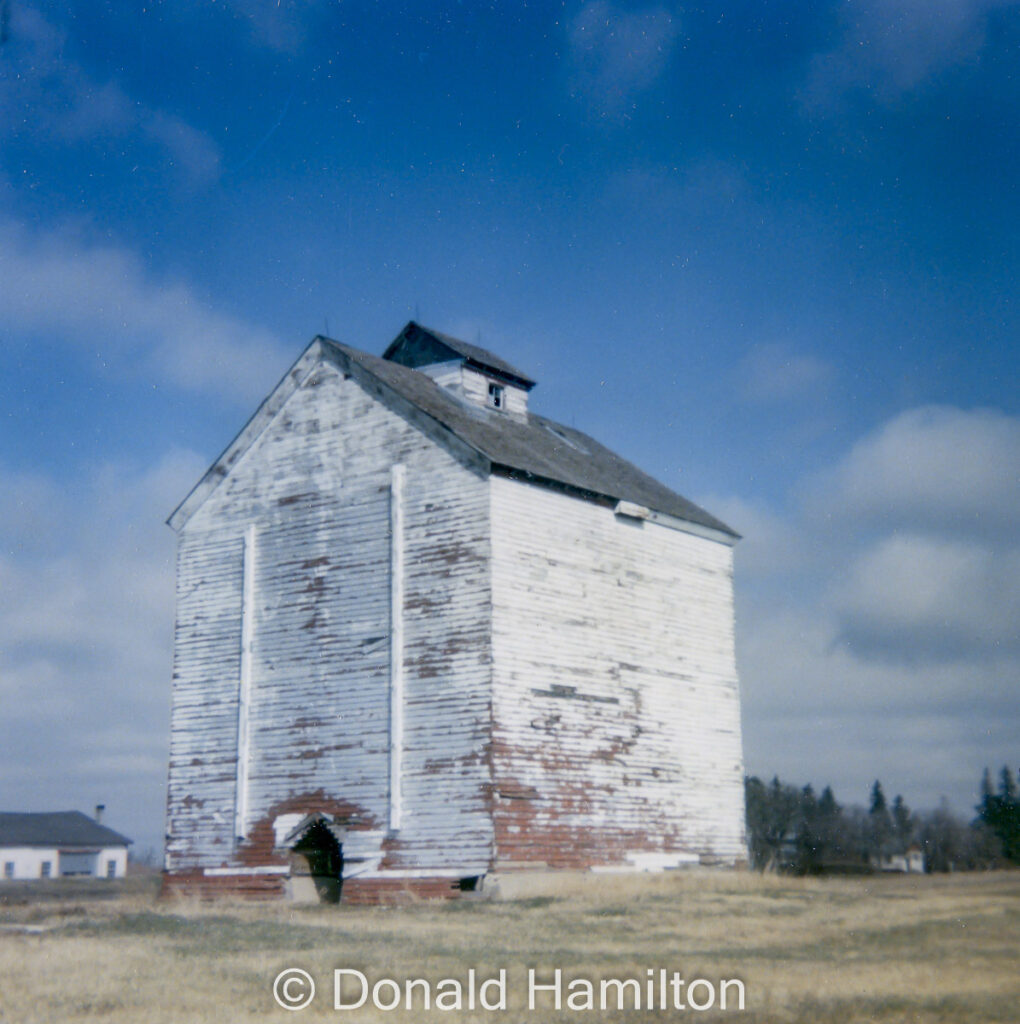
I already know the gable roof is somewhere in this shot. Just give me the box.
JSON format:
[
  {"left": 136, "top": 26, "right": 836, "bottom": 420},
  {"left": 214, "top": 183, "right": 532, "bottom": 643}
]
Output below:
[
  {"left": 337, "top": 338, "right": 737, "bottom": 539},
  {"left": 0, "top": 811, "right": 132, "bottom": 848},
  {"left": 382, "top": 321, "right": 536, "bottom": 389},
  {"left": 170, "top": 330, "right": 738, "bottom": 542}
]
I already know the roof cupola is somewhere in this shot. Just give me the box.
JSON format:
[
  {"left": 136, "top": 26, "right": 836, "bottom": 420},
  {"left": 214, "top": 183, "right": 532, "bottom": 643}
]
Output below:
[{"left": 382, "top": 321, "right": 534, "bottom": 417}]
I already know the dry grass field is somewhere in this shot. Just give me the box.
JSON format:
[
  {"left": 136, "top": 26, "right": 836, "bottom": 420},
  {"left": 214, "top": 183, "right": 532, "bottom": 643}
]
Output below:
[{"left": 0, "top": 870, "right": 1016, "bottom": 1023}]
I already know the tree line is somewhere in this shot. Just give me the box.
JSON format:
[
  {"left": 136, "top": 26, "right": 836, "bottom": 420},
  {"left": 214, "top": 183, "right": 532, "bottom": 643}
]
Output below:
[{"left": 744, "top": 765, "right": 1020, "bottom": 874}]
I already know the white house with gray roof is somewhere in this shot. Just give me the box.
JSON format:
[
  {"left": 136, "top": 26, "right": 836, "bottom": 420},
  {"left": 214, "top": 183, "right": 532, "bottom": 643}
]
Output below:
[
  {"left": 0, "top": 810, "right": 131, "bottom": 881},
  {"left": 163, "top": 322, "right": 746, "bottom": 902}
]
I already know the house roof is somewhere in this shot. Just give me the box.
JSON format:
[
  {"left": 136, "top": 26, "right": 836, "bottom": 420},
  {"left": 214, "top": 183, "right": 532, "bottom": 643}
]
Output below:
[
  {"left": 382, "top": 321, "right": 536, "bottom": 389},
  {"left": 170, "top": 326, "right": 738, "bottom": 542},
  {"left": 0, "top": 811, "right": 132, "bottom": 848},
  {"left": 332, "top": 334, "right": 737, "bottom": 540}
]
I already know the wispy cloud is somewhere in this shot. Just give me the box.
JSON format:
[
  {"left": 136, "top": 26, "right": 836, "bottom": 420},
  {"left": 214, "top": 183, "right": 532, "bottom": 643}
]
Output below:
[
  {"left": 212, "top": 0, "right": 321, "bottom": 52},
  {"left": 0, "top": 3, "right": 221, "bottom": 185},
  {"left": 567, "top": 1, "right": 679, "bottom": 118},
  {"left": 141, "top": 111, "right": 223, "bottom": 185},
  {"left": 0, "top": 216, "right": 289, "bottom": 402},
  {"left": 737, "top": 342, "right": 834, "bottom": 404},
  {"left": 804, "top": 0, "right": 1019, "bottom": 106}
]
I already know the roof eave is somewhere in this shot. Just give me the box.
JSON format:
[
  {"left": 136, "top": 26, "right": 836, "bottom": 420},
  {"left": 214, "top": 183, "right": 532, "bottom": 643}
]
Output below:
[
  {"left": 492, "top": 465, "right": 740, "bottom": 546},
  {"left": 167, "top": 339, "right": 330, "bottom": 531}
]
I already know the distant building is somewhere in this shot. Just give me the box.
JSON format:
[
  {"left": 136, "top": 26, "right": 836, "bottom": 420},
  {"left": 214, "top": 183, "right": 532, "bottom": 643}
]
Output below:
[
  {"left": 0, "top": 809, "right": 131, "bottom": 880},
  {"left": 876, "top": 845, "right": 925, "bottom": 874},
  {"left": 163, "top": 322, "right": 746, "bottom": 902}
]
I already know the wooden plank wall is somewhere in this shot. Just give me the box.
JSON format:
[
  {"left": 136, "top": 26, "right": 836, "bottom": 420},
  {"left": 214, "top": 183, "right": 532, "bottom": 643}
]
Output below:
[
  {"left": 165, "top": 361, "right": 493, "bottom": 880},
  {"left": 461, "top": 367, "right": 529, "bottom": 417},
  {"left": 489, "top": 475, "right": 746, "bottom": 869}
]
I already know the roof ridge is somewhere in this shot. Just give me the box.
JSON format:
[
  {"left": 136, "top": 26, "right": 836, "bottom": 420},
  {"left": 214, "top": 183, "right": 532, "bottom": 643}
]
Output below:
[{"left": 383, "top": 321, "right": 536, "bottom": 388}]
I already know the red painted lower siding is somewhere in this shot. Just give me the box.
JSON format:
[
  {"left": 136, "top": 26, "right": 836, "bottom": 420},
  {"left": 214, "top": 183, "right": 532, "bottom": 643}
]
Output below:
[
  {"left": 161, "top": 871, "right": 286, "bottom": 901},
  {"left": 160, "top": 871, "right": 463, "bottom": 905}
]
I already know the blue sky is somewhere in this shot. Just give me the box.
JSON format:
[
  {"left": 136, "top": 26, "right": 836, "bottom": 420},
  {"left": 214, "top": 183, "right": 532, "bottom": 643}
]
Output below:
[{"left": 1, "top": 0, "right": 1017, "bottom": 856}]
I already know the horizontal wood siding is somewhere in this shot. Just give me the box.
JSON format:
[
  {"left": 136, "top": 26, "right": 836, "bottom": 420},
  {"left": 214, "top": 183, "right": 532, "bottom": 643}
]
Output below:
[
  {"left": 165, "top": 532, "right": 244, "bottom": 870},
  {"left": 246, "top": 488, "right": 392, "bottom": 841},
  {"left": 461, "top": 367, "right": 528, "bottom": 416},
  {"left": 489, "top": 476, "right": 745, "bottom": 869},
  {"left": 166, "top": 362, "right": 492, "bottom": 881}
]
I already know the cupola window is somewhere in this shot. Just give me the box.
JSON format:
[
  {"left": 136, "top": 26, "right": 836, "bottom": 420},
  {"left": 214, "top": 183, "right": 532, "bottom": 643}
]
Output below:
[{"left": 488, "top": 382, "right": 504, "bottom": 410}]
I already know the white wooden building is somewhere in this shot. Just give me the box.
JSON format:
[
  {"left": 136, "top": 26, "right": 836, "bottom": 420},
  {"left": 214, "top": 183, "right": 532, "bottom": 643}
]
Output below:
[
  {"left": 0, "top": 810, "right": 131, "bottom": 881},
  {"left": 163, "top": 322, "right": 745, "bottom": 902},
  {"left": 877, "top": 846, "right": 926, "bottom": 874}
]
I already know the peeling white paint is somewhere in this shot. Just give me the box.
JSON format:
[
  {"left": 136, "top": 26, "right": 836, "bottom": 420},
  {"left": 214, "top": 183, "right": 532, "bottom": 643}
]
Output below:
[{"left": 164, "top": 345, "right": 746, "bottom": 896}]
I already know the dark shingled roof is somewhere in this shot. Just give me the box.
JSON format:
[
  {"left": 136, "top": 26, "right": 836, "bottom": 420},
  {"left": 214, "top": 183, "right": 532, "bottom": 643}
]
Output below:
[
  {"left": 383, "top": 321, "right": 536, "bottom": 389},
  {"left": 0, "top": 811, "right": 132, "bottom": 848},
  {"left": 322, "top": 336, "right": 738, "bottom": 539}
]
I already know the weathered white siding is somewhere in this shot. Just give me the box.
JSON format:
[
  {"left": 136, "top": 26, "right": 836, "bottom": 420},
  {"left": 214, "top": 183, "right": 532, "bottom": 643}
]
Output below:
[
  {"left": 165, "top": 336, "right": 747, "bottom": 897},
  {"left": 421, "top": 363, "right": 529, "bottom": 417},
  {"left": 489, "top": 475, "right": 745, "bottom": 868},
  {"left": 417, "top": 361, "right": 463, "bottom": 390},
  {"left": 166, "top": 357, "right": 493, "bottom": 880},
  {"left": 461, "top": 367, "right": 529, "bottom": 417}
]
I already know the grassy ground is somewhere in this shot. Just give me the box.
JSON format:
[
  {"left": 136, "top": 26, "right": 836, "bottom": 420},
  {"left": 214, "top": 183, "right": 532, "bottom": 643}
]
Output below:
[{"left": 0, "top": 870, "right": 1016, "bottom": 1023}]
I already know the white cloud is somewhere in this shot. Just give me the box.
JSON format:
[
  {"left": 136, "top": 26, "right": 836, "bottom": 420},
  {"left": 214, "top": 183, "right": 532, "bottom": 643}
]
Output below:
[
  {"left": 804, "top": 0, "right": 1019, "bottom": 105},
  {"left": 0, "top": 216, "right": 289, "bottom": 402},
  {"left": 0, "top": 451, "right": 207, "bottom": 852},
  {"left": 810, "top": 405, "right": 1020, "bottom": 537},
  {"left": 731, "top": 404, "right": 1020, "bottom": 813},
  {"left": 703, "top": 495, "right": 807, "bottom": 578},
  {"left": 0, "top": 3, "right": 221, "bottom": 184},
  {"left": 834, "top": 534, "right": 1020, "bottom": 661},
  {"left": 568, "top": 1, "right": 679, "bottom": 118}
]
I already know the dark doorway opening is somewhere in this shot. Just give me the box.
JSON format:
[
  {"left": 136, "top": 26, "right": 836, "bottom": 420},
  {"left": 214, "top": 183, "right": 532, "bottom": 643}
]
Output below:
[{"left": 289, "top": 821, "right": 343, "bottom": 904}]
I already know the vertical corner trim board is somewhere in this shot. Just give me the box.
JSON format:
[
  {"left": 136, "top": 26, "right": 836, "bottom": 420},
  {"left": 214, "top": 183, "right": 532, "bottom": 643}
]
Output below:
[
  {"left": 389, "top": 464, "right": 405, "bottom": 832},
  {"left": 234, "top": 522, "right": 257, "bottom": 841}
]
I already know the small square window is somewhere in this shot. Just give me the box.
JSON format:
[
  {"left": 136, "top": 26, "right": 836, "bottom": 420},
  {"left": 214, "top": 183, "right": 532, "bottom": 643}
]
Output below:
[
  {"left": 487, "top": 382, "right": 504, "bottom": 410},
  {"left": 3, "top": 862, "right": 13, "bottom": 879},
  {"left": 40, "top": 861, "right": 52, "bottom": 878}
]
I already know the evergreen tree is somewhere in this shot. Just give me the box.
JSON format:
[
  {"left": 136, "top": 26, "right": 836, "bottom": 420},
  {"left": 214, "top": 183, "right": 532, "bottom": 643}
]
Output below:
[
  {"left": 818, "top": 785, "right": 838, "bottom": 818},
  {"left": 981, "top": 767, "right": 994, "bottom": 802},
  {"left": 802, "top": 784, "right": 848, "bottom": 871},
  {"left": 975, "top": 765, "right": 1020, "bottom": 865},
  {"left": 869, "top": 779, "right": 888, "bottom": 816},
  {"left": 892, "top": 794, "right": 914, "bottom": 849},
  {"left": 867, "top": 780, "right": 894, "bottom": 861},
  {"left": 1000, "top": 765, "right": 1018, "bottom": 802},
  {"left": 795, "top": 784, "right": 822, "bottom": 874},
  {"left": 744, "top": 775, "right": 802, "bottom": 871}
]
